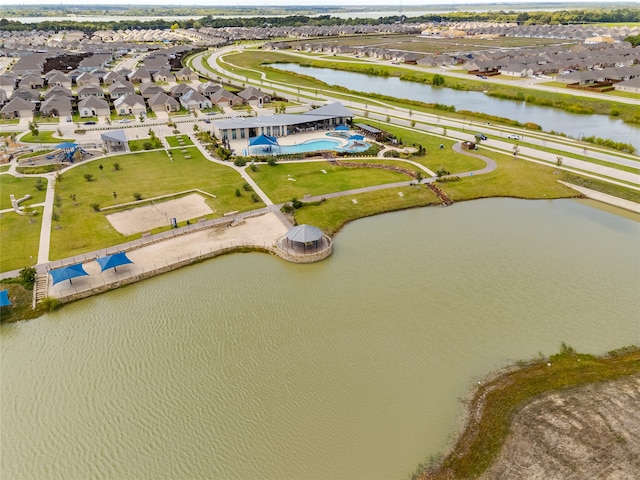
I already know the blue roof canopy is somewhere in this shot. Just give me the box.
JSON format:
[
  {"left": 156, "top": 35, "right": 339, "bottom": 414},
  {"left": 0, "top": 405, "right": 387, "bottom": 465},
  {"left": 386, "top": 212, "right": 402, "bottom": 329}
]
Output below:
[
  {"left": 0, "top": 289, "right": 11, "bottom": 307},
  {"left": 249, "top": 134, "right": 279, "bottom": 147},
  {"left": 96, "top": 252, "right": 133, "bottom": 272},
  {"left": 50, "top": 264, "right": 88, "bottom": 285},
  {"left": 335, "top": 125, "right": 349, "bottom": 131}
]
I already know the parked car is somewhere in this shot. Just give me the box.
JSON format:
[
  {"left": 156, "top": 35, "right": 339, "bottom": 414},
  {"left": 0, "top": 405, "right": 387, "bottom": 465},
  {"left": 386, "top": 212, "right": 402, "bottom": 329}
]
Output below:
[
  {"left": 119, "top": 119, "right": 131, "bottom": 124},
  {"left": 84, "top": 121, "right": 96, "bottom": 125},
  {"left": 507, "top": 134, "right": 521, "bottom": 140},
  {"left": 65, "top": 116, "right": 72, "bottom": 122}
]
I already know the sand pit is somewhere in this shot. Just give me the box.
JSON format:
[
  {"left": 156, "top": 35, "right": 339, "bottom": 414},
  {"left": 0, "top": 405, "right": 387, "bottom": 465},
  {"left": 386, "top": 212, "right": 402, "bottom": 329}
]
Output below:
[{"left": 106, "top": 194, "right": 213, "bottom": 235}]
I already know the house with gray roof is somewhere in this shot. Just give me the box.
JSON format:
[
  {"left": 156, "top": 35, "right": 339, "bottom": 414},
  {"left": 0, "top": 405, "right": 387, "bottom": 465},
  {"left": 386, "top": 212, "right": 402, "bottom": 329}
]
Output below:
[
  {"left": 46, "top": 71, "right": 72, "bottom": 90},
  {"left": 39, "top": 95, "right": 72, "bottom": 118},
  {"left": 108, "top": 81, "right": 135, "bottom": 100},
  {"left": 198, "top": 81, "right": 222, "bottom": 97},
  {"left": 1, "top": 97, "right": 35, "bottom": 119},
  {"left": 113, "top": 93, "right": 146, "bottom": 116},
  {"left": 614, "top": 77, "right": 640, "bottom": 94},
  {"left": 76, "top": 72, "right": 100, "bottom": 88},
  {"left": 129, "top": 67, "right": 152, "bottom": 84},
  {"left": 138, "top": 82, "right": 165, "bottom": 99},
  {"left": 210, "top": 88, "right": 242, "bottom": 107},
  {"left": 179, "top": 89, "right": 212, "bottom": 111},
  {"left": 77, "top": 84, "right": 105, "bottom": 100},
  {"left": 78, "top": 96, "right": 110, "bottom": 118},
  {"left": 175, "top": 67, "right": 198, "bottom": 82},
  {"left": 148, "top": 91, "right": 180, "bottom": 113},
  {"left": 152, "top": 68, "right": 175, "bottom": 83},
  {"left": 44, "top": 85, "right": 73, "bottom": 100},
  {"left": 237, "top": 86, "right": 271, "bottom": 106},
  {"left": 170, "top": 83, "right": 194, "bottom": 98}
]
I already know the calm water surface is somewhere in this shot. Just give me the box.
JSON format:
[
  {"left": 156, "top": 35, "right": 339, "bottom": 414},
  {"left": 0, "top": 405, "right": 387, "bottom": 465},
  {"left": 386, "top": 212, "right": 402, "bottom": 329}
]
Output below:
[
  {"left": 2, "top": 199, "right": 639, "bottom": 480},
  {"left": 275, "top": 64, "right": 640, "bottom": 151}
]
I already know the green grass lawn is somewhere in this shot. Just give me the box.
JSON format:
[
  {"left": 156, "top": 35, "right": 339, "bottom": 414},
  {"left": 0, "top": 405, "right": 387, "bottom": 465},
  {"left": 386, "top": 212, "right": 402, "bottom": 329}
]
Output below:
[
  {"left": 21, "top": 131, "right": 74, "bottom": 144},
  {"left": 0, "top": 208, "right": 42, "bottom": 272},
  {"left": 0, "top": 165, "right": 10, "bottom": 173},
  {"left": 48, "top": 149, "right": 263, "bottom": 260},
  {"left": 129, "top": 137, "right": 163, "bottom": 151},
  {"left": 294, "top": 185, "right": 440, "bottom": 235},
  {"left": 247, "top": 161, "right": 413, "bottom": 204},
  {"left": 437, "top": 151, "right": 578, "bottom": 201},
  {"left": 166, "top": 135, "right": 195, "bottom": 147},
  {"left": 0, "top": 175, "right": 48, "bottom": 210}
]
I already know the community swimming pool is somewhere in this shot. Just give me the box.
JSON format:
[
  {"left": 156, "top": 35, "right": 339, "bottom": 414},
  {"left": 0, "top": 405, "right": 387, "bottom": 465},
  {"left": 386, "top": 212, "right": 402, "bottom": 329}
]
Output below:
[{"left": 248, "top": 136, "right": 370, "bottom": 155}]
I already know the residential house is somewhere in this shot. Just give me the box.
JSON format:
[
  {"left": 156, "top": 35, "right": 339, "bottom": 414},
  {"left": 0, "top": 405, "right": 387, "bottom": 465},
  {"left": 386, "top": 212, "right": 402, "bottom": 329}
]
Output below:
[
  {"left": 210, "top": 88, "right": 242, "bottom": 107},
  {"left": 170, "top": 83, "right": 194, "bottom": 98},
  {"left": 76, "top": 72, "right": 100, "bottom": 88},
  {"left": 152, "top": 68, "right": 176, "bottom": 83},
  {"left": 103, "top": 71, "right": 126, "bottom": 86},
  {"left": 11, "top": 87, "right": 39, "bottom": 102},
  {"left": 175, "top": 66, "right": 198, "bottom": 82},
  {"left": 614, "top": 77, "right": 640, "bottom": 94},
  {"left": 77, "top": 84, "right": 105, "bottom": 100},
  {"left": 197, "top": 81, "right": 222, "bottom": 98},
  {"left": 18, "top": 74, "right": 44, "bottom": 90},
  {"left": 113, "top": 93, "right": 146, "bottom": 116},
  {"left": 179, "top": 89, "right": 212, "bottom": 111},
  {"left": 237, "top": 86, "right": 271, "bottom": 106},
  {"left": 108, "top": 81, "right": 135, "bottom": 100},
  {"left": 46, "top": 71, "right": 72, "bottom": 90},
  {"left": 147, "top": 91, "right": 180, "bottom": 113},
  {"left": 129, "top": 67, "right": 152, "bottom": 84},
  {"left": 78, "top": 96, "right": 111, "bottom": 118},
  {"left": 138, "top": 82, "right": 165, "bottom": 99},
  {"left": 39, "top": 95, "right": 72, "bottom": 118},
  {"left": 44, "top": 85, "right": 73, "bottom": 100},
  {"left": 0, "top": 97, "right": 35, "bottom": 119}
]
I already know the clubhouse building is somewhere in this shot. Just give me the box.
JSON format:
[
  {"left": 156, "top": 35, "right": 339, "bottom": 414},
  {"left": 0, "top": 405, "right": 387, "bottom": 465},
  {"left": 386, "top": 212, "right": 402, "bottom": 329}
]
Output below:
[{"left": 211, "top": 102, "right": 353, "bottom": 143}]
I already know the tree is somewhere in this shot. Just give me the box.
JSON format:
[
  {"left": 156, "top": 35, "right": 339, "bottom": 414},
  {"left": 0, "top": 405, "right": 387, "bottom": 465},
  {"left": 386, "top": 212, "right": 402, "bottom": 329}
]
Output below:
[
  {"left": 28, "top": 121, "right": 39, "bottom": 139},
  {"left": 235, "top": 188, "right": 242, "bottom": 197},
  {"left": 84, "top": 173, "right": 94, "bottom": 182},
  {"left": 432, "top": 74, "right": 445, "bottom": 86},
  {"left": 18, "top": 267, "right": 36, "bottom": 289},
  {"left": 51, "top": 210, "right": 61, "bottom": 229},
  {"left": 54, "top": 194, "right": 62, "bottom": 209},
  {"left": 556, "top": 156, "right": 563, "bottom": 166}
]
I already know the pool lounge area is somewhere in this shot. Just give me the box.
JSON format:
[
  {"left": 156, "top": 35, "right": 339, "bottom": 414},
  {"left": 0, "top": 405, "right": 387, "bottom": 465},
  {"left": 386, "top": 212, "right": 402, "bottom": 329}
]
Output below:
[{"left": 245, "top": 133, "right": 370, "bottom": 156}]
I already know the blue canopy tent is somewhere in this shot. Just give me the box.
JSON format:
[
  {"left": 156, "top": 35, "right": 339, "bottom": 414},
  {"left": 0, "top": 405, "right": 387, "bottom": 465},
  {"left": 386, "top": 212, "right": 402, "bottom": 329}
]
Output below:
[
  {"left": 96, "top": 252, "right": 133, "bottom": 272},
  {"left": 0, "top": 289, "right": 11, "bottom": 307},
  {"left": 49, "top": 263, "right": 89, "bottom": 285},
  {"left": 248, "top": 134, "right": 279, "bottom": 155}
]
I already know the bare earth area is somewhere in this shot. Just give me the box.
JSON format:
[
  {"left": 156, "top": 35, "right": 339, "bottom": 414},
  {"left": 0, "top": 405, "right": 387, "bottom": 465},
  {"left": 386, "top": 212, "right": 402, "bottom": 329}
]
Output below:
[
  {"left": 106, "top": 194, "right": 213, "bottom": 235},
  {"left": 480, "top": 375, "right": 640, "bottom": 480}
]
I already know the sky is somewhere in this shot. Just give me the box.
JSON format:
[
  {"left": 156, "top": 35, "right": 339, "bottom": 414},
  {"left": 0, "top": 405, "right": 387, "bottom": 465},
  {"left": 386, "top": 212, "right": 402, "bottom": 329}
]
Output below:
[{"left": 2, "top": 0, "right": 632, "bottom": 6}]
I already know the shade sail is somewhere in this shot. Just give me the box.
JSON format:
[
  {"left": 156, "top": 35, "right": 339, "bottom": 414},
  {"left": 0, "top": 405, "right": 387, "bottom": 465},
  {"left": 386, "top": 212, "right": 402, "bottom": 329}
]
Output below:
[
  {"left": 335, "top": 125, "right": 349, "bottom": 131},
  {"left": 96, "top": 252, "right": 133, "bottom": 272},
  {"left": 55, "top": 142, "right": 78, "bottom": 149},
  {"left": 49, "top": 263, "right": 89, "bottom": 285},
  {"left": 0, "top": 289, "right": 11, "bottom": 307},
  {"left": 286, "top": 224, "right": 324, "bottom": 243},
  {"left": 249, "top": 134, "right": 279, "bottom": 147}
]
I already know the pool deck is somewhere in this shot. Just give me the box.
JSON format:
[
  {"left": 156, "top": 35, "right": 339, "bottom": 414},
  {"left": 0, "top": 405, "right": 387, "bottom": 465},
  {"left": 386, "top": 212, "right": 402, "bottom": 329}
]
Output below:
[{"left": 228, "top": 130, "right": 357, "bottom": 156}]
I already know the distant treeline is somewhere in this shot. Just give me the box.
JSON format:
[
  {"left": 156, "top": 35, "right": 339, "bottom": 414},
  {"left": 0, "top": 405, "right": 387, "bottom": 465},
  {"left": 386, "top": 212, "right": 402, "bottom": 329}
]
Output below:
[{"left": 0, "top": 8, "right": 639, "bottom": 33}]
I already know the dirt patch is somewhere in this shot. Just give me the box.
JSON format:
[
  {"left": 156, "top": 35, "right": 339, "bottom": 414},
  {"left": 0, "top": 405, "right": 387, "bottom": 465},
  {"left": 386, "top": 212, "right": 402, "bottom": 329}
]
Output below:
[
  {"left": 479, "top": 375, "right": 640, "bottom": 480},
  {"left": 106, "top": 194, "right": 213, "bottom": 235}
]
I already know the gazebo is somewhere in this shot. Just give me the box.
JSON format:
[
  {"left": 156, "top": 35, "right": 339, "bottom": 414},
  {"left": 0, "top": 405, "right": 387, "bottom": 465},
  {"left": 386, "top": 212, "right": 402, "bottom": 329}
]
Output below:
[{"left": 284, "top": 224, "right": 324, "bottom": 251}]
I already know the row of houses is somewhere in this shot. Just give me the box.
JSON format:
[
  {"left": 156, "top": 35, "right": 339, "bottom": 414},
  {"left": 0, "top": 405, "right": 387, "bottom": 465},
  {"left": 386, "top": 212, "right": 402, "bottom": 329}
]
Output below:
[{"left": 0, "top": 72, "right": 272, "bottom": 119}]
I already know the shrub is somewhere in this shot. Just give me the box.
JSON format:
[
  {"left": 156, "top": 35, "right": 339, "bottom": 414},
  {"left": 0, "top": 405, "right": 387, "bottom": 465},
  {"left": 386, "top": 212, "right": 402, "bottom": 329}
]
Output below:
[
  {"left": 39, "top": 297, "right": 60, "bottom": 312},
  {"left": 143, "top": 142, "right": 153, "bottom": 150},
  {"left": 234, "top": 158, "right": 247, "bottom": 167},
  {"left": 251, "top": 193, "right": 260, "bottom": 203},
  {"left": 35, "top": 178, "right": 45, "bottom": 191},
  {"left": 133, "top": 192, "right": 143, "bottom": 201},
  {"left": 267, "top": 158, "right": 278, "bottom": 166},
  {"left": 235, "top": 188, "right": 242, "bottom": 197},
  {"left": 90, "top": 203, "right": 100, "bottom": 211},
  {"left": 83, "top": 173, "right": 94, "bottom": 182},
  {"left": 242, "top": 183, "right": 252, "bottom": 192},
  {"left": 18, "top": 267, "right": 36, "bottom": 289},
  {"left": 113, "top": 163, "right": 121, "bottom": 171}
]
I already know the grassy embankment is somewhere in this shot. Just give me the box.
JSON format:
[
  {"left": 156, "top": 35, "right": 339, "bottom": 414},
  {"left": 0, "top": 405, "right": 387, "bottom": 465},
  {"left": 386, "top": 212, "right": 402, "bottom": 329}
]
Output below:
[{"left": 416, "top": 345, "right": 640, "bottom": 480}]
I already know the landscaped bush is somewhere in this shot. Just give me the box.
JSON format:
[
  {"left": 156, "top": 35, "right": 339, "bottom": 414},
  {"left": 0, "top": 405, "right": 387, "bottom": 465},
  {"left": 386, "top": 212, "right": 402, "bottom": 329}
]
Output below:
[{"left": 234, "top": 158, "right": 247, "bottom": 167}]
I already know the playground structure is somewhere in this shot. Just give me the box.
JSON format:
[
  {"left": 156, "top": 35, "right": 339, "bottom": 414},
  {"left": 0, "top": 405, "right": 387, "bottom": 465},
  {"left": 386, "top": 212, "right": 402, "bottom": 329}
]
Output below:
[{"left": 18, "top": 142, "right": 91, "bottom": 166}]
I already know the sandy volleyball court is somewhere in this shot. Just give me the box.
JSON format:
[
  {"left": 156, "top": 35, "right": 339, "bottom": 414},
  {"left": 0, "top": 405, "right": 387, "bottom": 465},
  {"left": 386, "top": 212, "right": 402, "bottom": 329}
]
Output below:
[{"left": 106, "top": 194, "right": 214, "bottom": 235}]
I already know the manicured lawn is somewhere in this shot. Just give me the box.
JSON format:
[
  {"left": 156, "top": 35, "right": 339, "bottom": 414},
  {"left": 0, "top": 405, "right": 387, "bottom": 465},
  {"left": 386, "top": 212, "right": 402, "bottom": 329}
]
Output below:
[
  {"left": 294, "top": 185, "right": 440, "bottom": 235},
  {"left": 129, "top": 137, "right": 163, "bottom": 151},
  {"left": 0, "top": 209, "right": 42, "bottom": 272},
  {"left": 247, "top": 161, "right": 413, "bottom": 204},
  {"left": 166, "top": 134, "right": 194, "bottom": 147},
  {"left": 0, "top": 175, "right": 48, "bottom": 210},
  {"left": 48, "top": 149, "right": 262, "bottom": 260},
  {"left": 21, "top": 131, "right": 74, "bottom": 144},
  {"left": 437, "top": 151, "right": 578, "bottom": 201}
]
